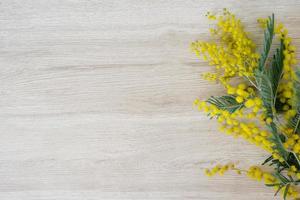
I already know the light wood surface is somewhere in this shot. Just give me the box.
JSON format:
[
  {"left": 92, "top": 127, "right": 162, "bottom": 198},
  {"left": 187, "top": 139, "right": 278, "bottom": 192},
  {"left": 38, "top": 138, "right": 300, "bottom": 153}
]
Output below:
[{"left": 1, "top": 0, "right": 300, "bottom": 199}]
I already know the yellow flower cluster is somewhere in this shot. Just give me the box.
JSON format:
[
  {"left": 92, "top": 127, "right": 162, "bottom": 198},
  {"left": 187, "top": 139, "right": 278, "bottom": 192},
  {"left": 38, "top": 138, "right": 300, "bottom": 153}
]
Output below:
[
  {"left": 194, "top": 99, "right": 275, "bottom": 154},
  {"left": 247, "top": 166, "right": 298, "bottom": 198},
  {"left": 282, "top": 130, "right": 300, "bottom": 155},
  {"left": 202, "top": 72, "right": 217, "bottom": 82},
  {"left": 281, "top": 185, "right": 299, "bottom": 199},
  {"left": 247, "top": 166, "right": 275, "bottom": 183},
  {"left": 287, "top": 165, "right": 300, "bottom": 178},
  {"left": 206, "top": 164, "right": 298, "bottom": 198},
  {"left": 256, "top": 19, "right": 296, "bottom": 116},
  {"left": 194, "top": 10, "right": 300, "bottom": 199},
  {"left": 257, "top": 18, "right": 268, "bottom": 29},
  {"left": 277, "top": 26, "right": 297, "bottom": 118},
  {"left": 227, "top": 83, "right": 251, "bottom": 102},
  {"left": 193, "top": 11, "right": 299, "bottom": 157},
  {"left": 191, "top": 9, "right": 259, "bottom": 87},
  {"left": 204, "top": 163, "right": 237, "bottom": 177}
]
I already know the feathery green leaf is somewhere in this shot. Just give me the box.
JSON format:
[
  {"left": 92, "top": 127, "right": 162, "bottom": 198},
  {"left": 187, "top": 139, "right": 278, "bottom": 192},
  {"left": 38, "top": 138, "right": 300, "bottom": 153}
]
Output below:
[
  {"left": 262, "top": 155, "right": 273, "bottom": 165},
  {"left": 288, "top": 71, "right": 300, "bottom": 133},
  {"left": 288, "top": 112, "right": 300, "bottom": 134},
  {"left": 283, "top": 184, "right": 290, "bottom": 200},
  {"left": 269, "top": 39, "right": 284, "bottom": 105},
  {"left": 255, "top": 70, "right": 274, "bottom": 117},
  {"left": 206, "top": 95, "right": 244, "bottom": 113},
  {"left": 258, "top": 14, "right": 275, "bottom": 71},
  {"left": 268, "top": 123, "right": 289, "bottom": 160}
]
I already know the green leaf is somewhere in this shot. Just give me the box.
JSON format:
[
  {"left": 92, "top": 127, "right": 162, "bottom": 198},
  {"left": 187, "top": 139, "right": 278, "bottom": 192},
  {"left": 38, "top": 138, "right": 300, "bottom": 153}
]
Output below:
[
  {"left": 288, "top": 71, "right": 300, "bottom": 134},
  {"left": 254, "top": 23, "right": 289, "bottom": 162},
  {"left": 255, "top": 70, "right": 274, "bottom": 117},
  {"left": 206, "top": 95, "right": 244, "bottom": 113},
  {"left": 288, "top": 152, "right": 300, "bottom": 170},
  {"left": 288, "top": 175, "right": 294, "bottom": 182},
  {"left": 274, "top": 184, "right": 284, "bottom": 197},
  {"left": 262, "top": 155, "right": 273, "bottom": 165},
  {"left": 288, "top": 111, "right": 300, "bottom": 134},
  {"left": 258, "top": 14, "right": 275, "bottom": 71},
  {"left": 265, "top": 183, "right": 281, "bottom": 187},
  {"left": 269, "top": 40, "right": 284, "bottom": 105},
  {"left": 268, "top": 123, "right": 289, "bottom": 160},
  {"left": 255, "top": 14, "right": 280, "bottom": 119},
  {"left": 293, "top": 70, "right": 300, "bottom": 108},
  {"left": 274, "top": 171, "right": 289, "bottom": 184},
  {"left": 283, "top": 184, "right": 290, "bottom": 200}
]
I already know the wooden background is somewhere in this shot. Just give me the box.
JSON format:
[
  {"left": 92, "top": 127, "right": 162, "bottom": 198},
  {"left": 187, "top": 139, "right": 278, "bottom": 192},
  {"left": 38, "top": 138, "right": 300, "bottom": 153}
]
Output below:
[{"left": 1, "top": 0, "right": 300, "bottom": 199}]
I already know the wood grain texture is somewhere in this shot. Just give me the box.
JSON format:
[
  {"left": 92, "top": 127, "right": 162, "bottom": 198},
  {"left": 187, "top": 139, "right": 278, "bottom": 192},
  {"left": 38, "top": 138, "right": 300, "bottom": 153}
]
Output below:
[{"left": 1, "top": 0, "right": 300, "bottom": 199}]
